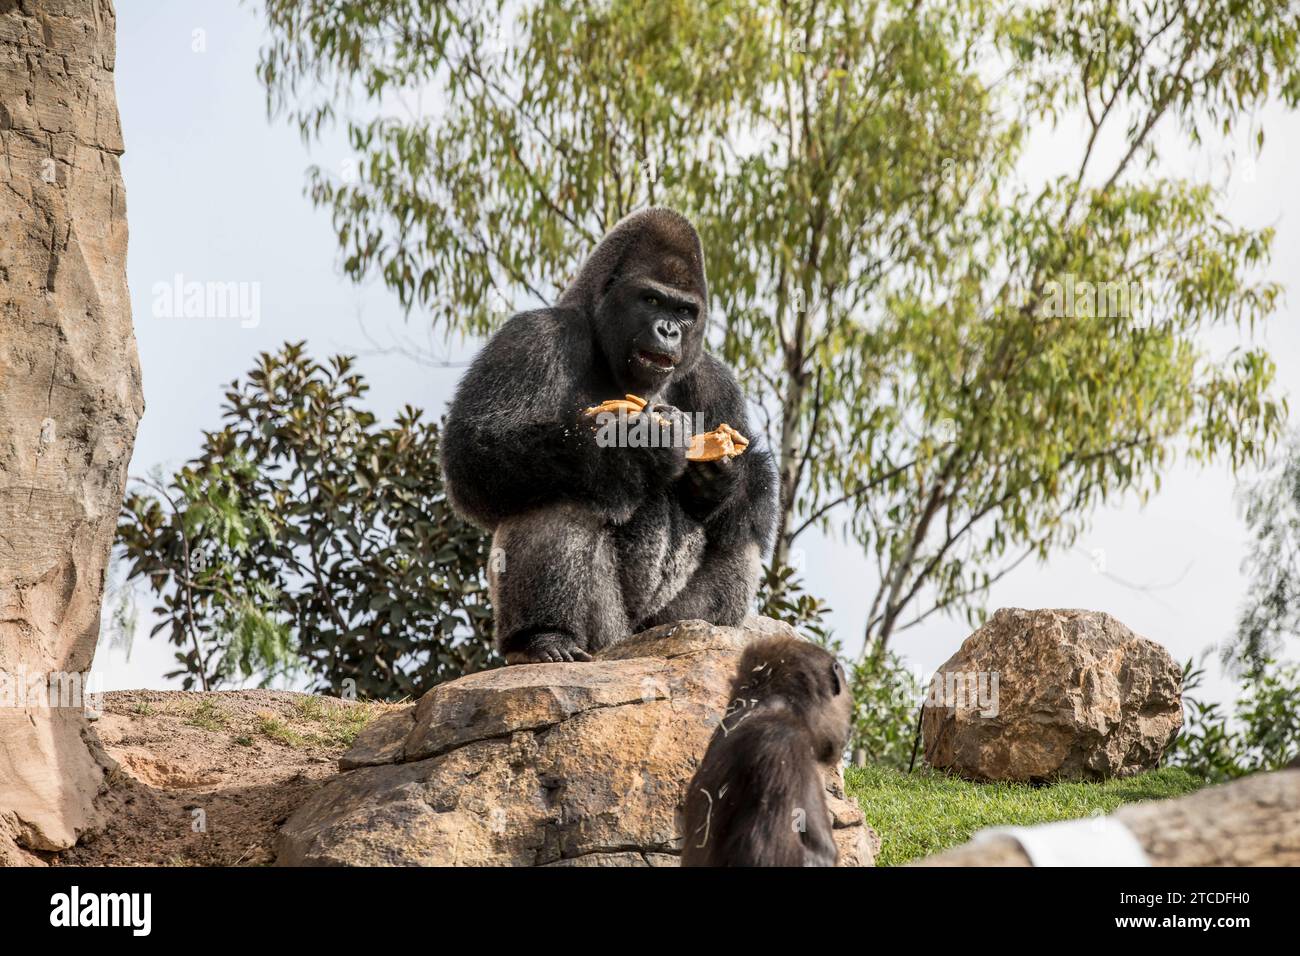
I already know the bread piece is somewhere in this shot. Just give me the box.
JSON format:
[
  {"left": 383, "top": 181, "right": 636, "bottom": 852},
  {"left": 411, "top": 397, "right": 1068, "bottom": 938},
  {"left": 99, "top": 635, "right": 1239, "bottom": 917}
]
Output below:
[
  {"left": 686, "top": 422, "right": 750, "bottom": 462},
  {"left": 583, "top": 393, "right": 648, "bottom": 417}
]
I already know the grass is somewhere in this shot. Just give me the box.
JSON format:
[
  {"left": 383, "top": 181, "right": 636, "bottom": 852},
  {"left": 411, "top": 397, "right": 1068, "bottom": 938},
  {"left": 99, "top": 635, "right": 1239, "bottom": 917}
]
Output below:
[
  {"left": 253, "top": 697, "right": 389, "bottom": 749},
  {"left": 292, "top": 696, "right": 389, "bottom": 747},
  {"left": 255, "top": 712, "right": 308, "bottom": 748},
  {"left": 846, "top": 764, "right": 1204, "bottom": 867},
  {"left": 185, "top": 699, "right": 228, "bottom": 732}
]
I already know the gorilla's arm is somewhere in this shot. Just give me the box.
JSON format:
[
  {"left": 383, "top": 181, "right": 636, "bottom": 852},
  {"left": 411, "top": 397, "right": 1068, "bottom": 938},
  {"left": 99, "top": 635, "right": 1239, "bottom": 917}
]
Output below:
[
  {"left": 440, "top": 309, "right": 681, "bottom": 530},
  {"left": 647, "top": 357, "right": 779, "bottom": 626},
  {"left": 669, "top": 352, "right": 778, "bottom": 535}
]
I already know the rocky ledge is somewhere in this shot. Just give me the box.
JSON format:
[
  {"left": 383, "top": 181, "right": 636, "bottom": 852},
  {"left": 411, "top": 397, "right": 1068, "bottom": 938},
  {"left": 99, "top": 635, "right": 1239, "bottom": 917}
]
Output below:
[{"left": 275, "top": 617, "right": 878, "bottom": 866}]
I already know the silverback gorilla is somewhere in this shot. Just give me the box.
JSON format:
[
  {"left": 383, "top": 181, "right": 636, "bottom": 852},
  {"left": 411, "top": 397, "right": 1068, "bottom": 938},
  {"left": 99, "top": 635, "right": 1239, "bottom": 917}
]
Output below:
[{"left": 440, "top": 208, "right": 778, "bottom": 663}]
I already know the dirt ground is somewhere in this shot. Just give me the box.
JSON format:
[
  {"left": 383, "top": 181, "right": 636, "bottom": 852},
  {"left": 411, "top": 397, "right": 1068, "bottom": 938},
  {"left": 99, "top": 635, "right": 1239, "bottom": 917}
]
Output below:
[{"left": 50, "top": 689, "right": 395, "bottom": 867}]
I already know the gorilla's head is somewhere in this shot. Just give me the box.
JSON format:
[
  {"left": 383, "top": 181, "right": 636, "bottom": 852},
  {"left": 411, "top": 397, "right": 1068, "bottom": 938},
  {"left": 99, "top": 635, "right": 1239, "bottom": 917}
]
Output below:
[
  {"left": 559, "top": 208, "right": 709, "bottom": 394},
  {"left": 733, "top": 637, "right": 853, "bottom": 765}
]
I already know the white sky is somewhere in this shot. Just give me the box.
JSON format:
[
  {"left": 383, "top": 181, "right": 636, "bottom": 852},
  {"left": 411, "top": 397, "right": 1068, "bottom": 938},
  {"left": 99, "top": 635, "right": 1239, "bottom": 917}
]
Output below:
[{"left": 93, "top": 2, "right": 1300, "bottom": 707}]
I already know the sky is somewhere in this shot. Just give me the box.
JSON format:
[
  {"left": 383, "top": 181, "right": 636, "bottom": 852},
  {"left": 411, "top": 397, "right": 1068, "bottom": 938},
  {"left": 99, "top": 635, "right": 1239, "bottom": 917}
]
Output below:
[{"left": 91, "top": 2, "right": 1300, "bottom": 708}]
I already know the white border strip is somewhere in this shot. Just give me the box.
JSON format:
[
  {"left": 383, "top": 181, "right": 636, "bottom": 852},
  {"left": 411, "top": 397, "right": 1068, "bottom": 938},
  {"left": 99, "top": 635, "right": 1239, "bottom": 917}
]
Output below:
[{"left": 972, "top": 815, "right": 1151, "bottom": 867}]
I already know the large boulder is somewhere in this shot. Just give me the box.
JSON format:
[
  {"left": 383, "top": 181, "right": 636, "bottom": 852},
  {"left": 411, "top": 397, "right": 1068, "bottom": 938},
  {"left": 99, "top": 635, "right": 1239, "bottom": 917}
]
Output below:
[
  {"left": 276, "top": 618, "right": 878, "bottom": 866},
  {"left": 922, "top": 608, "right": 1182, "bottom": 782},
  {"left": 0, "top": 0, "right": 143, "bottom": 860}
]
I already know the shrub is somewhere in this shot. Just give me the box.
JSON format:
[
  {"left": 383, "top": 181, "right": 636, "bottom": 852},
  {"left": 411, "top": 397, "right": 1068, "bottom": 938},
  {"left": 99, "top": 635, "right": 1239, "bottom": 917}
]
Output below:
[
  {"left": 112, "top": 343, "right": 495, "bottom": 697},
  {"left": 1168, "top": 655, "right": 1300, "bottom": 781}
]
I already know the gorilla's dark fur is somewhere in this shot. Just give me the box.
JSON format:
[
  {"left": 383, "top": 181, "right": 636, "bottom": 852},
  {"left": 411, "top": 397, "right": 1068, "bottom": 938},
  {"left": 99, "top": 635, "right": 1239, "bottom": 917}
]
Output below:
[
  {"left": 681, "top": 635, "right": 852, "bottom": 867},
  {"left": 441, "top": 208, "right": 778, "bottom": 663}
]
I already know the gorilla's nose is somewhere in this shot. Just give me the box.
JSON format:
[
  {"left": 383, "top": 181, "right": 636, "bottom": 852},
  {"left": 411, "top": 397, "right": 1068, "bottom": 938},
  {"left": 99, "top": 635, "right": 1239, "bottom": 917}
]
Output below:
[{"left": 654, "top": 320, "right": 681, "bottom": 345}]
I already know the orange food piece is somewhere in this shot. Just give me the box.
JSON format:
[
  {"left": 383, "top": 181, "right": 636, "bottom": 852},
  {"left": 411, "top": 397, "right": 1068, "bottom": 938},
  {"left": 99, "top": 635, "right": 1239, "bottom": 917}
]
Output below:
[
  {"left": 583, "top": 393, "right": 648, "bottom": 417},
  {"left": 582, "top": 398, "right": 750, "bottom": 462},
  {"left": 686, "top": 422, "right": 750, "bottom": 462}
]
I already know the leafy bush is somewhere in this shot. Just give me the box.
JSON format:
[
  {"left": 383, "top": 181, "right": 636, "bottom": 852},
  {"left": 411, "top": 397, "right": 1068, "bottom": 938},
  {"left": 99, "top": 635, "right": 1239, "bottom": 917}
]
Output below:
[
  {"left": 1168, "top": 655, "right": 1300, "bottom": 781},
  {"left": 113, "top": 343, "right": 495, "bottom": 696},
  {"left": 757, "top": 562, "right": 833, "bottom": 646},
  {"left": 846, "top": 650, "right": 923, "bottom": 770}
]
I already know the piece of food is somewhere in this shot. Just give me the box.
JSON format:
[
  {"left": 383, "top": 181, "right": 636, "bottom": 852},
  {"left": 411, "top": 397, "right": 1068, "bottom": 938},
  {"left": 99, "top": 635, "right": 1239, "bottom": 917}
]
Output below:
[
  {"left": 583, "top": 393, "right": 648, "bottom": 417},
  {"left": 686, "top": 422, "right": 750, "bottom": 462},
  {"left": 582, "top": 398, "right": 749, "bottom": 462}
]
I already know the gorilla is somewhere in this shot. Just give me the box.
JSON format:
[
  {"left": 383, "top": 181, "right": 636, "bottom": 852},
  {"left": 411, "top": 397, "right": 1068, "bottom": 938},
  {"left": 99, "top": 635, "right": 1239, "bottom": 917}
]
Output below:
[
  {"left": 440, "top": 208, "right": 778, "bottom": 664},
  {"left": 681, "top": 635, "right": 852, "bottom": 866}
]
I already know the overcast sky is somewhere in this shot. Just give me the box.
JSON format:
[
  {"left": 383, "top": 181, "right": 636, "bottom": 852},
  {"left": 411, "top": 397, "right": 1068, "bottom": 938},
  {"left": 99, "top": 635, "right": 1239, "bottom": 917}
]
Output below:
[{"left": 92, "top": 2, "right": 1300, "bottom": 707}]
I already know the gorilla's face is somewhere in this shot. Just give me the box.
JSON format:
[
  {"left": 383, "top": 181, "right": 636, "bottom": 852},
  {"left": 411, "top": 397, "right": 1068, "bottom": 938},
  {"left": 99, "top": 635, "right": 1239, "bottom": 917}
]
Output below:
[{"left": 596, "top": 275, "right": 705, "bottom": 394}]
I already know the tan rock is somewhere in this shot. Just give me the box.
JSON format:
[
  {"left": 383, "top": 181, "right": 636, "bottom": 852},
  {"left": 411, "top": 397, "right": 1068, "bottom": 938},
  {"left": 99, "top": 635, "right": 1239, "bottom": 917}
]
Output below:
[
  {"left": 277, "top": 618, "right": 877, "bottom": 866},
  {"left": 0, "top": 0, "right": 143, "bottom": 858},
  {"left": 921, "top": 608, "right": 1182, "bottom": 782}
]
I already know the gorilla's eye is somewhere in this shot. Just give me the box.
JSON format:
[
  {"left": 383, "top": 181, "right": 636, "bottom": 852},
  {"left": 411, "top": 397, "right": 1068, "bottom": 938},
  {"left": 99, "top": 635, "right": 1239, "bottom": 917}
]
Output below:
[
  {"left": 643, "top": 294, "right": 659, "bottom": 307},
  {"left": 677, "top": 306, "right": 692, "bottom": 318}
]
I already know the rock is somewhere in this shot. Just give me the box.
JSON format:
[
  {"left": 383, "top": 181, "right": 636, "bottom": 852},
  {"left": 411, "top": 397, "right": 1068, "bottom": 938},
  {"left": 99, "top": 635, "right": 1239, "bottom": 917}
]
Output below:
[
  {"left": 276, "top": 618, "right": 877, "bottom": 866},
  {"left": 0, "top": 0, "right": 143, "bottom": 859},
  {"left": 921, "top": 608, "right": 1182, "bottom": 782},
  {"left": 915, "top": 768, "right": 1300, "bottom": 866}
]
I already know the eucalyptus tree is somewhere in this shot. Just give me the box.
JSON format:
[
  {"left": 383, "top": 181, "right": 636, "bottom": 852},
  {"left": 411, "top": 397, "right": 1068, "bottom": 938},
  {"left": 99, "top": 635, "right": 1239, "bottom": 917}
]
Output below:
[{"left": 259, "top": 0, "right": 1298, "bottom": 654}]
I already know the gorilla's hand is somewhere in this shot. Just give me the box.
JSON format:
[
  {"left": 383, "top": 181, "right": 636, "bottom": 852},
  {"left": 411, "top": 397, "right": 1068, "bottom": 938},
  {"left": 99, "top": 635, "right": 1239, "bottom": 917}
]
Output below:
[
  {"left": 638, "top": 402, "right": 690, "bottom": 483},
  {"left": 506, "top": 631, "right": 594, "bottom": 664},
  {"left": 584, "top": 402, "right": 687, "bottom": 487},
  {"left": 679, "top": 454, "right": 743, "bottom": 521}
]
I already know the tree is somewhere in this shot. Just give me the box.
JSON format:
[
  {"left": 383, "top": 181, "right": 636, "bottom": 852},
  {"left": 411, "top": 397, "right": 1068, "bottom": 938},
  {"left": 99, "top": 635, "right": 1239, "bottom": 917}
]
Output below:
[
  {"left": 1229, "top": 433, "right": 1300, "bottom": 674},
  {"left": 259, "top": 0, "right": 1298, "bottom": 656},
  {"left": 113, "top": 343, "right": 494, "bottom": 696}
]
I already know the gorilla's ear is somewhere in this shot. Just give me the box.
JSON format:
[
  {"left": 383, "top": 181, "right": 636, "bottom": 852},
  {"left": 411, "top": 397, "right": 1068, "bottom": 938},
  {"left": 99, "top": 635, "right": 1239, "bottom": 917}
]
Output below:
[{"left": 557, "top": 207, "right": 707, "bottom": 318}]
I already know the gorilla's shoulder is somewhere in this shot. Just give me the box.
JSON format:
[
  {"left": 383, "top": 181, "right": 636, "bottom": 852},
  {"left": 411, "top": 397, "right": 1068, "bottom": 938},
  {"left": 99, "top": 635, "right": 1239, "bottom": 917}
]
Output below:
[
  {"left": 479, "top": 307, "right": 590, "bottom": 365},
  {"left": 490, "top": 307, "right": 580, "bottom": 346}
]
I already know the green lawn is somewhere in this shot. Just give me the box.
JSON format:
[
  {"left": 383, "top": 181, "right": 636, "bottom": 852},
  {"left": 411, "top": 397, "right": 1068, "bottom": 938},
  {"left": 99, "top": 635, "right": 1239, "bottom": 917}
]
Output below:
[{"left": 846, "top": 765, "right": 1204, "bottom": 867}]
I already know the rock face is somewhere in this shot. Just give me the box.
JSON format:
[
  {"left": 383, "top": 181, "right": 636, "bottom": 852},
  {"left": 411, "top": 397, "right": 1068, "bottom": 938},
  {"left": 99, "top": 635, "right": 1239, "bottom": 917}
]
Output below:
[
  {"left": 276, "top": 618, "right": 878, "bottom": 866},
  {"left": 916, "top": 768, "right": 1300, "bottom": 866},
  {"left": 0, "top": 0, "right": 143, "bottom": 858},
  {"left": 922, "top": 609, "right": 1182, "bottom": 782}
]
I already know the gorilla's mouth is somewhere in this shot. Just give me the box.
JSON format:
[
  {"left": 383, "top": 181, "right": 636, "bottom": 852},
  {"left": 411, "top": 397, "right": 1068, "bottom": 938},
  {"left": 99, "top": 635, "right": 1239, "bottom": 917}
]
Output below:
[{"left": 635, "top": 349, "right": 676, "bottom": 373}]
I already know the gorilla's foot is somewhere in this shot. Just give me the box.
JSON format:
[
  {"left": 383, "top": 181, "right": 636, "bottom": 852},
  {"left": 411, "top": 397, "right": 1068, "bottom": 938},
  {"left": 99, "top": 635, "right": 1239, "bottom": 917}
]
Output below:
[{"left": 506, "top": 631, "right": 594, "bottom": 665}]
